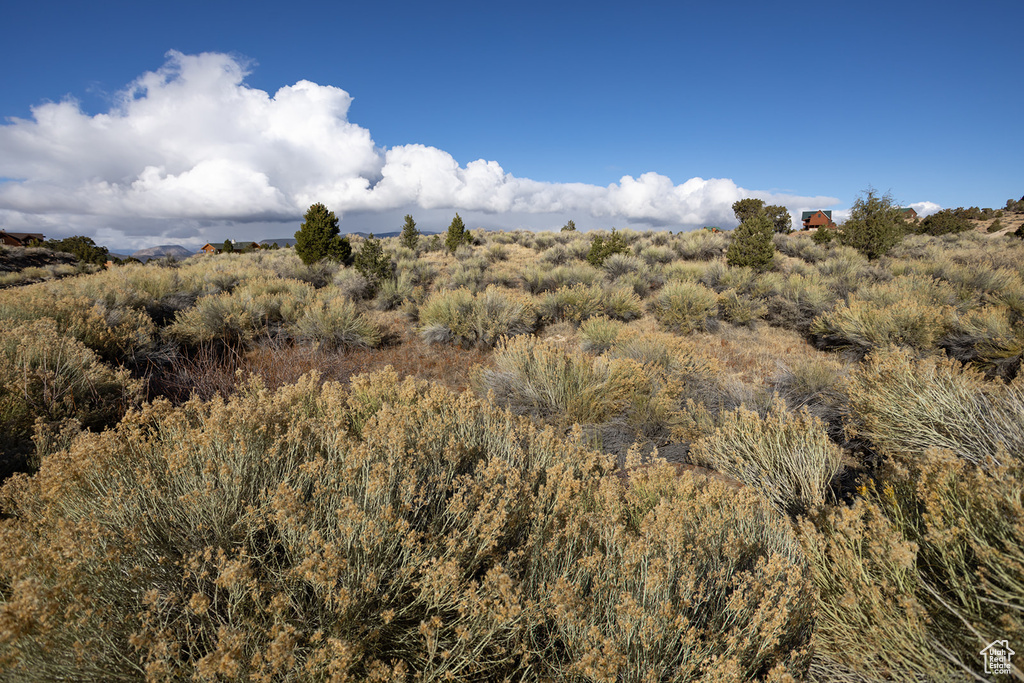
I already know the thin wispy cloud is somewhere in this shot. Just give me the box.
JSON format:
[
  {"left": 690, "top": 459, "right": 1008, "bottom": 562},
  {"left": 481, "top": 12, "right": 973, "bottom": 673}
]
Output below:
[{"left": 0, "top": 51, "right": 844, "bottom": 247}]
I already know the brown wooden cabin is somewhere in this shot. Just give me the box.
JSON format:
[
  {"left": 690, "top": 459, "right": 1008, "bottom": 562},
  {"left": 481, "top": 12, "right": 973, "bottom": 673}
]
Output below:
[
  {"left": 801, "top": 210, "right": 835, "bottom": 230},
  {"left": 0, "top": 231, "right": 46, "bottom": 247}
]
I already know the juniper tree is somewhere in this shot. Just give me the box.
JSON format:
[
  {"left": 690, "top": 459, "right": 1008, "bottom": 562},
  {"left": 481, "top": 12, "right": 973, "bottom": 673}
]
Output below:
[
  {"left": 764, "top": 205, "right": 793, "bottom": 234},
  {"left": 586, "top": 228, "right": 629, "bottom": 267},
  {"left": 838, "top": 188, "right": 906, "bottom": 259},
  {"left": 732, "top": 198, "right": 766, "bottom": 224},
  {"left": 726, "top": 212, "right": 775, "bottom": 272}
]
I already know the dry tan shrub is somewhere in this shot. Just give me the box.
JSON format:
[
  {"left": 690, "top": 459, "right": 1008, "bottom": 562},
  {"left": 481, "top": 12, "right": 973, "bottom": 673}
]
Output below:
[
  {"left": 0, "top": 319, "right": 142, "bottom": 479},
  {"left": 0, "top": 290, "right": 159, "bottom": 364},
  {"left": 648, "top": 281, "right": 719, "bottom": 334},
  {"left": 690, "top": 398, "right": 845, "bottom": 516},
  {"left": 0, "top": 370, "right": 814, "bottom": 680},
  {"left": 846, "top": 348, "right": 1024, "bottom": 467},
  {"left": 419, "top": 286, "right": 536, "bottom": 348},
  {"left": 799, "top": 447, "right": 1024, "bottom": 681}
]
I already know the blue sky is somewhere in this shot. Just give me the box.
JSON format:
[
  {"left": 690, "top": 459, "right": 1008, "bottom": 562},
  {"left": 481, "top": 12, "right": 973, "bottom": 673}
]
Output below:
[{"left": 1, "top": 0, "right": 1021, "bottom": 250}]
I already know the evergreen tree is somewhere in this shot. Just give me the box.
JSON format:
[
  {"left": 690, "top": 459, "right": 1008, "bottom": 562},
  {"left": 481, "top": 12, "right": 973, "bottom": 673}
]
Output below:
[
  {"left": 586, "top": 228, "right": 629, "bottom": 266},
  {"left": 732, "top": 198, "right": 766, "bottom": 223},
  {"left": 726, "top": 212, "right": 775, "bottom": 272},
  {"left": 838, "top": 189, "right": 907, "bottom": 260},
  {"left": 353, "top": 234, "right": 394, "bottom": 293},
  {"left": 400, "top": 214, "right": 420, "bottom": 250},
  {"left": 445, "top": 213, "right": 469, "bottom": 253},
  {"left": 764, "top": 205, "right": 793, "bottom": 234},
  {"left": 561, "top": 219, "right": 577, "bottom": 232},
  {"left": 43, "top": 236, "right": 109, "bottom": 265},
  {"left": 222, "top": 240, "right": 234, "bottom": 253},
  {"left": 295, "top": 203, "right": 351, "bottom": 265},
  {"left": 912, "top": 208, "right": 971, "bottom": 236}
]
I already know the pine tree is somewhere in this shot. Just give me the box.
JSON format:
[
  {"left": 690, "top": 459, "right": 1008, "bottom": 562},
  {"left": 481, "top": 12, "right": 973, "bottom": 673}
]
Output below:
[
  {"left": 400, "top": 214, "right": 420, "bottom": 250},
  {"left": 445, "top": 213, "right": 469, "bottom": 253},
  {"left": 726, "top": 212, "right": 775, "bottom": 272},
  {"left": 561, "top": 219, "right": 577, "bottom": 232},
  {"left": 295, "top": 203, "right": 351, "bottom": 265}
]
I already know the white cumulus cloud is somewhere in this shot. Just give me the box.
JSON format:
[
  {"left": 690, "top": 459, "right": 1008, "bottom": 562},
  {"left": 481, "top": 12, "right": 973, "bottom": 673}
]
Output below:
[{"left": 0, "top": 50, "right": 841, "bottom": 248}]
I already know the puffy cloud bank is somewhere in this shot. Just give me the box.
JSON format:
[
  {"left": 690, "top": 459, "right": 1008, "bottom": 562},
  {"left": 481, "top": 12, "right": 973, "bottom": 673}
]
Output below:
[{"left": 1, "top": 51, "right": 841, "bottom": 246}]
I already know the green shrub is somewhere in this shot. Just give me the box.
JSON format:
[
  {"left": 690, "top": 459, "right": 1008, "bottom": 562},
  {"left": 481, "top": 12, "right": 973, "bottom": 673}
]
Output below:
[
  {"left": 690, "top": 399, "right": 845, "bottom": 515},
  {"left": 913, "top": 208, "right": 972, "bottom": 236},
  {"left": 419, "top": 286, "right": 536, "bottom": 348},
  {"left": 838, "top": 189, "right": 907, "bottom": 259},
  {"left": 726, "top": 212, "right": 775, "bottom": 272},
  {"left": 400, "top": 214, "right": 420, "bottom": 250},
  {"left": 444, "top": 213, "right": 470, "bottom": 253},
  {"left": 289, "top": 293, "right": 381, "bottom": 350},
  {"left": 352, "top": 234, "right": 394, "bottom": 292},
  {"left": 586, "top": 229, "right": 629, "bottom": 266},
  {"left": 295, "top": 202, "right": 352, "bottom": 265},
  {"left": 648, "top": 281, "right": 719, "bottom": 334}
]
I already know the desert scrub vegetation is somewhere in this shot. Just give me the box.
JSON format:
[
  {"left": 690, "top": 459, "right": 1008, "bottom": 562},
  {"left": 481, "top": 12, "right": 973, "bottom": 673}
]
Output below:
[
  {"left": 0, "top": 369, "right": 815, "bottom": 681},
  {"left": 419, "top": 286, "right": 536, "bottom": 348},
  {"left": 3, "top": 224, "right": 1024, "bottom": 680},
  {"left": 689, "top": 399, "right": 845, "bottom": 516},
  {"left": 648, "top": 280, "right": 719, "bottom": 333}
]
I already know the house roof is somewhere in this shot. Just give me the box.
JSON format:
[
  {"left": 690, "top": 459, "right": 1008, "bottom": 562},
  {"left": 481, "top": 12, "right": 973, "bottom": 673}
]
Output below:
[
  {"left": 1, "top": 231, "right": 46, "bottom": 241},
  {"left": 801, "top": 210, "right": 832, "bottom": 221}
]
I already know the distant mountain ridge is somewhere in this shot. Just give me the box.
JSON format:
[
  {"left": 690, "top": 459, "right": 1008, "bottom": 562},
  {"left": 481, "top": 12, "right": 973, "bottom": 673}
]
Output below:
[{"left": 131, "top": 245, "right": 194, "bottom": 262}]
